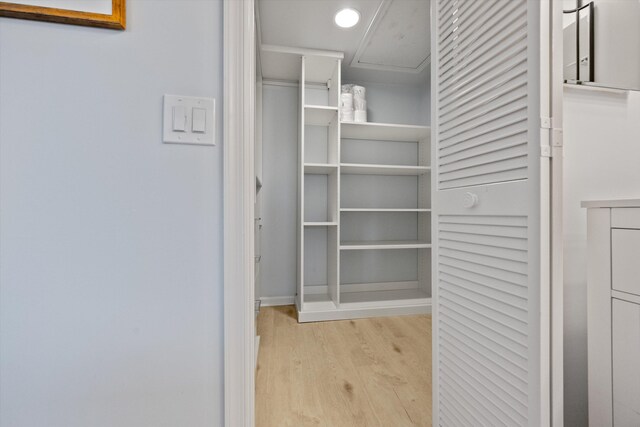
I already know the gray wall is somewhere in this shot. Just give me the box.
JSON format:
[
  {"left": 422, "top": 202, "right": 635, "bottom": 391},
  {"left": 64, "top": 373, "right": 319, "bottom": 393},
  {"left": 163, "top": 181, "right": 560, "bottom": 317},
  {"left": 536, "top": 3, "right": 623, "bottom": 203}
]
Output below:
[
  {"left": 347, "top": 80, "right": 431, "bottom": 126},
  {"left": 260, "top": 80, "right": 429, "bottom": 299},
  {"left": 261, "top": 84, "right": 299, "bottom": 299},
  {"left": 563, "top": 88, "right": 640, "bottom": 426},
  {"left": 0, "top": 1, "right": 224, "bottom": 426}
]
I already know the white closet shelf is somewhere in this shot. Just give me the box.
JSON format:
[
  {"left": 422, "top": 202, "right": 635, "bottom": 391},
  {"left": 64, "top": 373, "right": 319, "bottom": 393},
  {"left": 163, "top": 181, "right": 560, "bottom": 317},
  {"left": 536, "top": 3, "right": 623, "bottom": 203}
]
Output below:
[
  {"left": 340, "top": 240, "right": 432, "bottom": 250},
  {"left": 304, "top": 105, "right": 338, "bottom": 126},
  {"left": 304, "top": 163, "right": 338, "bottom": 174},
  {"left": 304, "top": 222, "right": 338, "bottom": 226},
  {"left": 341, "top": 208, "right": 431, "bottom": 212},
  {"left": 341, "top": 121, "right": 430, "bottom": 142},
  {"left": 339, "top": 289, "right": 431, "bottom": 308},
  {"left": 341, "top": 163, "right": 431, "bottom": 176},
  {"left": 260, "top": 45, "right": 343, "bottom": 83}
]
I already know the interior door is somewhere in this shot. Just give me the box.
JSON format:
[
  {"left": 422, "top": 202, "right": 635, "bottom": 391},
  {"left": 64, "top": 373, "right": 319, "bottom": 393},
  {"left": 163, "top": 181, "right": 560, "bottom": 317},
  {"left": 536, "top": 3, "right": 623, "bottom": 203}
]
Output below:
[{"left": 432, "top": 0, "right": 558, "bottom": 426}]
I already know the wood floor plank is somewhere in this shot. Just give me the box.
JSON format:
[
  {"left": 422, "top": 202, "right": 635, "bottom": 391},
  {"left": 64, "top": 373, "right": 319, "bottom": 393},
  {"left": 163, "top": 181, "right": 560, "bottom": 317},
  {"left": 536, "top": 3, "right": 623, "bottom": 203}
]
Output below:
[{"left": 256, "top": 307, "right": 432, "bottom": 427}]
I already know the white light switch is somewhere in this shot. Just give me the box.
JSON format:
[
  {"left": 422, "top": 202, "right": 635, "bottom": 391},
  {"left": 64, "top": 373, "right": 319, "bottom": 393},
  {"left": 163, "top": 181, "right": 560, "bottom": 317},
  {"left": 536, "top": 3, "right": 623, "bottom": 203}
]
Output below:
[
  {"left": 173, "top": 106, "right": 187, "bottom": 132},
  {"left": 192, "top": 108, "right": 206, "bottom": 133},
  {"left": 163, "top": 95, "right": 215, "bottom": 145}
]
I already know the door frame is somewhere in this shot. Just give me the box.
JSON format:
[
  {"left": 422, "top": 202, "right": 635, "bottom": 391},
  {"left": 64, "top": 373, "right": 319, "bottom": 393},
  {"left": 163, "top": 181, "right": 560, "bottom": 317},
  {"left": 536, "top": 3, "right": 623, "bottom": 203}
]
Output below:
[
  {"left": 222, "top": 0, "right": 563, "bottom": 425},
  {"left": 223, "top": 0, "right": 256, "bottom": 426}
]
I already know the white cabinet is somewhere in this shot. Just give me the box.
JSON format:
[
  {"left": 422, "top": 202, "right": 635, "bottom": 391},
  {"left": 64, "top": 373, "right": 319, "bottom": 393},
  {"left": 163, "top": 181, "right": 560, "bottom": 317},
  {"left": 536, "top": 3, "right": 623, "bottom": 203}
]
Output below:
[
  {"left": 612, "top": 299, "right": 640, "bottom": 427},
  {"left": 584, "top": 199, "right": 640, "bottom": 426}
]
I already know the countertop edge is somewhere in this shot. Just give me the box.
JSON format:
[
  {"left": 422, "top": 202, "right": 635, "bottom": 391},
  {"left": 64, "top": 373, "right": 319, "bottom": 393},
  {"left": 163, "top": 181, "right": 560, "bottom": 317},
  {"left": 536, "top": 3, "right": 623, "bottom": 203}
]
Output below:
[{"left": 581, "top": 199, "right": 640, "bottom": 208}]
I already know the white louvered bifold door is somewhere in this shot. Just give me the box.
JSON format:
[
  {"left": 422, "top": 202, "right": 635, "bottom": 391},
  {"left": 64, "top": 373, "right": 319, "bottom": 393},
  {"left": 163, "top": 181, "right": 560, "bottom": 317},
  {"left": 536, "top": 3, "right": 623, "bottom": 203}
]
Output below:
[{"left": 432, "top": 1, "right": 554, "bottom": 426}]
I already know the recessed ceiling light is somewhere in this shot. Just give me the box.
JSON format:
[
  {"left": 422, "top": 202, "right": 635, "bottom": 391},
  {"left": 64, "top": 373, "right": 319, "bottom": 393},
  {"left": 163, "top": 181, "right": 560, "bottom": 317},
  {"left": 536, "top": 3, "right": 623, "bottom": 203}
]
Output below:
[{"left": 335, "top": 8, "right": 360, "bottom": 29}]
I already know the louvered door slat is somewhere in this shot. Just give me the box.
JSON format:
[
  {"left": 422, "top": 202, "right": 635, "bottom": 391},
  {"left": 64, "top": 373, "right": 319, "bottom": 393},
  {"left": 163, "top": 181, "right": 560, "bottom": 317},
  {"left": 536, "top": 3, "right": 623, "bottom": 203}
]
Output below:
[
  {"left": 439, "top": 230, "right": 528, "bottom": 251},
  {"left": 439, "top": 264, "right": 528, "bottom": 299},
  {"left": 439, "top": 1, "right": 523, "bottom": 73},
  {"left": 440, "top": 329, "right": 528, "bottom": 394},
  {"left": 439, "top": 62, "right": 527, "bottom": 115},
  {"left": 438, "top": 1, "right": 494, "bottom": 55},
  {"left": 440, "top": 134, "right": 527, "bottom": 165},
  {"left": 439, "top": 144, "right": 528, "bottom": 176},
  {"left": 440, "top": 314, "right": 528, "bottom": 372},
  {"left": 440, "top": 23, "right": 527, "bottom": 94},
  {"left": 439, "top": 113, "right": 527, "bottom": 153},
  {"left": 439, "top": 84, "right": 527, "bottom": 134},
  {"left": 439, "top": 366, "right": 516, "bottom": 426},
  {"left": 439, "top": 83, "right": 527, "bottom": 135},
  {"left": 440, "top": 91, "right": 527, "bottom": 142},
  {"left": 440, "top": 348, "right": 528, "bottom": 423},
  {"left": 438, "top": 1, "right": 501, "bottom": 58},
  {"left": 439, "top": 10, "right": 526, "bottom": 86},
  {"left": 439, "top": 215, "right": 528, "bottom": 227},
  {"left": 439, "top": 239, "right": 528, "bottom": 263},
  {"left": 440, "top": 291, "right": 528, "bottom": 342}
]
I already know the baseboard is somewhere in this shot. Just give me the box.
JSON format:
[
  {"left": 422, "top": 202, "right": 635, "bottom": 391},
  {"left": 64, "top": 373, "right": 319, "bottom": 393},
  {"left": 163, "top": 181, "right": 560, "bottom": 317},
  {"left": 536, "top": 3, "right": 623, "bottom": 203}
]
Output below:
[
  {"left": 260, "top": 296, "right": 296, "bottom": 307},
  {"left": 297, "top": 301, "right": 432, "bottom": 323}
]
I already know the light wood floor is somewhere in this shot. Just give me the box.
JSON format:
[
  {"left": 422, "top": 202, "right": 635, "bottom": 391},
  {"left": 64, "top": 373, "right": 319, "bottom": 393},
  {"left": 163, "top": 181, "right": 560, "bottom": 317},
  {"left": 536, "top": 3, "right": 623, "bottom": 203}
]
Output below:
[{"left": 256, "top": 306, "right": 432, "bottom": 427}]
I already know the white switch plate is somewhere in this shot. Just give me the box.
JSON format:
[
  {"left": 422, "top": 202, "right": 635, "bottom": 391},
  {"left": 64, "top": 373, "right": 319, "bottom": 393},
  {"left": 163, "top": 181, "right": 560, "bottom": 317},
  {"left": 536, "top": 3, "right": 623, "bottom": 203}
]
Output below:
[{"left": 163, "top": 95, "right": 215, "bottom": 145}]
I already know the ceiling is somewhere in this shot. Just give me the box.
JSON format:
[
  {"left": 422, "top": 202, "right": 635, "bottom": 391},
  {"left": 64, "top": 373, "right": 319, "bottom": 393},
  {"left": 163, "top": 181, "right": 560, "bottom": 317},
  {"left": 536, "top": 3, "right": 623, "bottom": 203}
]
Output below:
[{"left": 257, "top": 0, "right": 431, "bottom": 85}]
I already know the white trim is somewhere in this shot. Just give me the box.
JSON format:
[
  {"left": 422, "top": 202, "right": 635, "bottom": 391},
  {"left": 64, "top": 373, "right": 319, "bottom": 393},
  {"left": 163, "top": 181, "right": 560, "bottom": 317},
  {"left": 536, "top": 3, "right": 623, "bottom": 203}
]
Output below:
[
  {"left": 260, "top": 296, "right": 296, "bottom": 307},
  {"left": 548, "top": 1, "right": 565, "bottom": 426},
  {"left": 223, "top": 0, "right": 256, "bottom": 426}
]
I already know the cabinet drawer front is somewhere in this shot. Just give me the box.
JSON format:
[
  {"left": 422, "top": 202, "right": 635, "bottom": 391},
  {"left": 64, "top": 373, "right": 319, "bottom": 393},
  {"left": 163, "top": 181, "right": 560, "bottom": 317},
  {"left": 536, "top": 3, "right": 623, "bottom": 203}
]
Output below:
[
  {"left": 612, "top": 229, "right": 640, "bottom": 296},
  {"left": 612, "top": 208, "right": 640, "bottom": 229},
  {"left": 612, "top": 299, "right": 640, "bottom": 426}
]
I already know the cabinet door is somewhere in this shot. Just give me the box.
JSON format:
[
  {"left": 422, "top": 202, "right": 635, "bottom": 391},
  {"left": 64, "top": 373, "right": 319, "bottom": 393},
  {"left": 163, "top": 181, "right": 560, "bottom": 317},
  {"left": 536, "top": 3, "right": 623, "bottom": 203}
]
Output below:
[
  {"left": 612, "top": 298, "right": 640, "bottom": 427},
  {"left": 432, "top": 0, "right": 559, "bottom": 425},
  {"left": 612, "top": 229, "right": 640, "bottom": 297}
]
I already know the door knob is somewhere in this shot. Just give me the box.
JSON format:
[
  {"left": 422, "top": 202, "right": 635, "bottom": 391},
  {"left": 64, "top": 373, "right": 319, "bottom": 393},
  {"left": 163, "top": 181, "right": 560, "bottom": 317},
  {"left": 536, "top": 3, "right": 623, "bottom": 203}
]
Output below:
[{"left": 463, "top": 192, "right": 479, "bottom": 208}]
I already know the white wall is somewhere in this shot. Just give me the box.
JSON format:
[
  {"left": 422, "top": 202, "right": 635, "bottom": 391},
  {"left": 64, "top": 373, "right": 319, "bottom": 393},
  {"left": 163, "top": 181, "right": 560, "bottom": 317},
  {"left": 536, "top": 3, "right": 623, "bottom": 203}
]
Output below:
[
  {"left": 260, "top": 80, "right": 429, "bottom": 300},
  {"left": 563, "top": 86, "right": 640, "bottom": 426},
  {"left": 0, "top": 2, "right": 224, "bottom": 426}
]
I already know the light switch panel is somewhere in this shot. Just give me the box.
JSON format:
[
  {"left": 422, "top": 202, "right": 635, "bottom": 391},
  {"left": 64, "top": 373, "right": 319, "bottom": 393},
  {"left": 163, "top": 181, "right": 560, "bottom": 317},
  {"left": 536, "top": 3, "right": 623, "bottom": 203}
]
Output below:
[{"left": 163, "top": 95, "right": 215, "bottom": 145}]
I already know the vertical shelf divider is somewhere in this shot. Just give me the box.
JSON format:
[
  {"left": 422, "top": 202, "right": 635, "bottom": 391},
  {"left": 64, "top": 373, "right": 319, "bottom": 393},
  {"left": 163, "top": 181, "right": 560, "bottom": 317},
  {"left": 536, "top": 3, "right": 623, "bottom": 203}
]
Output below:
[
  {"left": 418, "top": 134, "right": 432, "bottom": 297},
  {"left": 329, "top": 59, "right": 341, "bottom": 307},
  {"left": 297, "top": 56, "right": 306, "bottom": 311}
]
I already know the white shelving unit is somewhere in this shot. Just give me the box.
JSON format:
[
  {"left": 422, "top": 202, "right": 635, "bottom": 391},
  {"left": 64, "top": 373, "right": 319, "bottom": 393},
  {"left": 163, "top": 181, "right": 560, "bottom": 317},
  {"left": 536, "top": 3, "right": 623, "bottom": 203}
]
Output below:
[{"left": 263, "top": 44, "right": 432, "bottom": 322}]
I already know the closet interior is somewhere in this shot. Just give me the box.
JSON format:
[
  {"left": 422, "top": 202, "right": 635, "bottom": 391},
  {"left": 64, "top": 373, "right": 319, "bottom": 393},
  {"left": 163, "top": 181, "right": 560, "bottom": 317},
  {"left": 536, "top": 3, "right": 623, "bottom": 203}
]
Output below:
[{"left": 256, "top": 0, "right": 431, "bottom": 322}]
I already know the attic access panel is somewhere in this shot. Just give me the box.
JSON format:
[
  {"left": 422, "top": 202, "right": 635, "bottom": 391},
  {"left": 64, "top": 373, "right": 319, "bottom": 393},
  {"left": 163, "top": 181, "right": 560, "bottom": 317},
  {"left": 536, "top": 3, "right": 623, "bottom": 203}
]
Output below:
[{"left": 351, "top": 0, "right": 431, "bottom": 73}]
